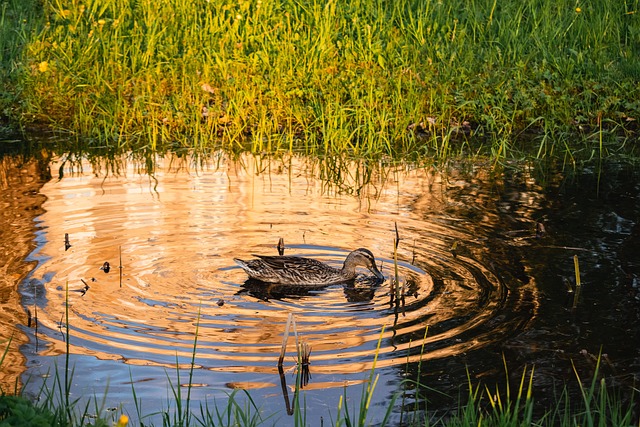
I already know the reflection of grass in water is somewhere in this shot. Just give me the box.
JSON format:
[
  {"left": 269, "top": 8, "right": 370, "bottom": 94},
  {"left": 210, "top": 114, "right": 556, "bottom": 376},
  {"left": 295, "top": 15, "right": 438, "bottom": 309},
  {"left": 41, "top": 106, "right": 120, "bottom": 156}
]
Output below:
[
  {"left": 2, "top": 0, "right": 639, "bottom": 164},
  {"left": 42, "top": 148, "right": 402, "bottom": 201}
]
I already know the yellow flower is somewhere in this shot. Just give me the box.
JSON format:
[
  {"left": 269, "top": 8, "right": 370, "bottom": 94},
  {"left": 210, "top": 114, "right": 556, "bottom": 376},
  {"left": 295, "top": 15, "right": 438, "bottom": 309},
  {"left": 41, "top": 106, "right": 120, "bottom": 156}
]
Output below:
[
  {"left": 116, "top": 414, "right": 129, "bottom": 427},
  {"left": 98, "top": 19, "right": 106, "bottom": 25},
  {"left": 61, "top": 9, "right": 71, "bottom": 18},
  {"left": 38, "top": 61, "right": 49, "bottom": 73},
  {"left": 575, "top": 7, "right": 582, "bottom": 13}
]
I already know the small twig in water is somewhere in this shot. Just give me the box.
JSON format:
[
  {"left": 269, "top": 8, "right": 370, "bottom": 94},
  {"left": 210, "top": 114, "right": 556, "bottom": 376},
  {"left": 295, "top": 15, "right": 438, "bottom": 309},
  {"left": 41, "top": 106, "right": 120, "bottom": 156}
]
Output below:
[
  {"left": 80, "top": 279, "right": 90, "bottom": 296},
  {"left": 572, "top": 255, "right": 582, "bottom": 309},
  {"left": 279, "top": 313, "right": 293, "bottom": 367},
  {"left": 298, "top": 341, "right": 311, "bottom": 388},
  {"left": 119, "top": 246, "right": 123, "bottom": 288},
  {"left": 450, "top": 241, "right": 458, "bottom": 258},
  {"left": 411, "top": 238, "right": 416, "bottom": 264},
  {"left": 393, "top": 222, "right": 401, "bottom": 301}
]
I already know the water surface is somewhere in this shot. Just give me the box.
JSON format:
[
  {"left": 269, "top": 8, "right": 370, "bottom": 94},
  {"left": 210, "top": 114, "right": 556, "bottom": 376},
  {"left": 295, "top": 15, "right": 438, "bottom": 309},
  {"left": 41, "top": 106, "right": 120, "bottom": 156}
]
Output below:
[{"left": 4, "top": 150, "right": 638, "bottom": 424}]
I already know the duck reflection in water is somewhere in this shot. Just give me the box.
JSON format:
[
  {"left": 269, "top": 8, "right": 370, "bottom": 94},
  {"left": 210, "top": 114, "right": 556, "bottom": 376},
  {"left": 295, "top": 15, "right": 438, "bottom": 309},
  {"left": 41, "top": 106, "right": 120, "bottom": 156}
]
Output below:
[{"left": 238, "top": 276, "right": 381, "bottom": 302}]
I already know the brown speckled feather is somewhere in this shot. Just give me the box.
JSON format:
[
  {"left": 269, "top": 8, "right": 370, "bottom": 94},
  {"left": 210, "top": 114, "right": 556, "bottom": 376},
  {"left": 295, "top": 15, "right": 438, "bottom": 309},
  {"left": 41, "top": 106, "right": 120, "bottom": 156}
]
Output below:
[{"left": 234, "top": 248, "right": 384, "bottom": 286}]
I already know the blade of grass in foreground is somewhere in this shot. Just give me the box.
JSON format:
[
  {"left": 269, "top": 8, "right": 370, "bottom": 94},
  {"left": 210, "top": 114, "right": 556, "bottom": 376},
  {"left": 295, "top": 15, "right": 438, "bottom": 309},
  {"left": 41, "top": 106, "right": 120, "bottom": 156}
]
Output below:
[
  {"left": 332, "top": 325, "right": 398, "bottom": 427},
  {"left": 163, "top": 306, "right": 202, "bottom": 427}
]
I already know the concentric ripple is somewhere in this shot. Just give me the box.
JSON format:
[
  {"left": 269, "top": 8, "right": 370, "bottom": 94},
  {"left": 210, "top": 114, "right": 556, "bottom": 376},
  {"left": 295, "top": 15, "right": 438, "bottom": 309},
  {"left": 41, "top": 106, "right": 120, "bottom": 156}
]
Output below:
[{"left": 24, "top": 153, "right": 539, "bottom": 391}]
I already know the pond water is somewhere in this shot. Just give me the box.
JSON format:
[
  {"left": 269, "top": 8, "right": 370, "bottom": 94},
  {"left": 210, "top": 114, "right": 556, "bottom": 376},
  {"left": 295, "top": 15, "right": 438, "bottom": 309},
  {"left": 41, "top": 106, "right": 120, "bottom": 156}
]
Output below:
[{"left": 1, "top": 147, "right": 639, "bottom": 425}]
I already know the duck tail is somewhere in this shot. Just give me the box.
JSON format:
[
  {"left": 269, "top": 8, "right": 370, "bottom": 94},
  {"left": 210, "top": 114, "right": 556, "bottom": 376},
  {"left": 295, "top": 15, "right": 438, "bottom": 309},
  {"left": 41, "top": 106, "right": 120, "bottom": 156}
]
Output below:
[{"left": 234, "top": 258, "right": 249, "bottom": 269}]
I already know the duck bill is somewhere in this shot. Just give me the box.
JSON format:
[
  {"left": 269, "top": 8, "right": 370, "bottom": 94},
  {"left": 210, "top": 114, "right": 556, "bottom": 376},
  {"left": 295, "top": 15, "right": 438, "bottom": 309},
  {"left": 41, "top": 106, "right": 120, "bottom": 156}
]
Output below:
[{"left": 370, "top": 266, "right": 384, "bottom": 281}]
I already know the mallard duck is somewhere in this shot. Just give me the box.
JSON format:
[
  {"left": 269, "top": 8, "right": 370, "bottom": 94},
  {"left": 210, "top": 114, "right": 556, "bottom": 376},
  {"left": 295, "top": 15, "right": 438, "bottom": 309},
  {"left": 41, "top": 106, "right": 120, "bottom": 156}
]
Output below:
[{"left": 234, "top": 248, "right": 384, "bottom": 285}]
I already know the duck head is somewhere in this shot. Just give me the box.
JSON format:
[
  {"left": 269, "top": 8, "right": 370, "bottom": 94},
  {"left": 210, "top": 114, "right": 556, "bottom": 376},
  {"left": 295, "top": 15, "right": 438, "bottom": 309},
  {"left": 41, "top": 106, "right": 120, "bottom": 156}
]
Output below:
[{"left": 343, "top": 248, "right": 384, "bottom": 280}]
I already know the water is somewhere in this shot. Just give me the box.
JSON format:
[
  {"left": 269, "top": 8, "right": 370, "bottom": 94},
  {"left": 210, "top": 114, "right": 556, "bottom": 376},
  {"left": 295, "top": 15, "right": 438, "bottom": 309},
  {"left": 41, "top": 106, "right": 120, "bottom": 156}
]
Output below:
[{"left": 1, "top": 148, "right": 639, "bottom": 424}]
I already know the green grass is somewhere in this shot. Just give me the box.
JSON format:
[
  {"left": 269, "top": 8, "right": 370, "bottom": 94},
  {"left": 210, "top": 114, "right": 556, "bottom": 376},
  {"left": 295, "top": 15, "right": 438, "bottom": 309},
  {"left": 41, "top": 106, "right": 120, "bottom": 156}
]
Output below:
[
  {"left": 1, "top": 0, "right": 639, "bottom": 164},
  {"left": 2, "top": 350, "right": 637, "bottom": 426},
  {"left": 2, "top": 309, "right": 637, "bottom": 426}
]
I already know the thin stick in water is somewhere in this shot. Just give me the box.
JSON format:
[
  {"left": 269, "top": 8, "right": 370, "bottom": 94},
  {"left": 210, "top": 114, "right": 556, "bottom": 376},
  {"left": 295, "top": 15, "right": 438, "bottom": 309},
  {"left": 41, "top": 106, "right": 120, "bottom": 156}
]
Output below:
[
  {"left": 393, "top": 222, "right": 401, "bottom": 300},
  {"left": 279, "top": 313, "right": 293, "bottom": 367},
  {"left": 119, "top": 246, "right": 123, "bottom": 288},
  {"left": 572, "top": 255, "right": 581, "bottom": 309},
  {"left": 411, "top": 238, "right": 416, "bottom": 264}
]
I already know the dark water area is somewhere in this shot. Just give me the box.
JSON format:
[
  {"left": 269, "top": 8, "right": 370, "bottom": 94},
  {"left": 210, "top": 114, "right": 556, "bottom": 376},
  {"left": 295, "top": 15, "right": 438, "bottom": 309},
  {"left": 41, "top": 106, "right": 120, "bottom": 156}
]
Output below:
[
  {"left": 401, "top": 163, "right": 640, "bottom": 420},
  {"left": 0, "top": 140, "right": 639, "bottom": 425}
]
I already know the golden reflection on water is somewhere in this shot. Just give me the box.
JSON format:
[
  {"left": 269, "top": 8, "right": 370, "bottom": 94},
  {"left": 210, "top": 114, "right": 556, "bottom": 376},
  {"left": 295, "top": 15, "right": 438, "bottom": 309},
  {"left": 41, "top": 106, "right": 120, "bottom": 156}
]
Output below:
[
  {"left": 25, "top": 152, "right": 541, "bottom": 388},
  {"left": 0, "top": 153, "right": 50, "bottom": 390}
]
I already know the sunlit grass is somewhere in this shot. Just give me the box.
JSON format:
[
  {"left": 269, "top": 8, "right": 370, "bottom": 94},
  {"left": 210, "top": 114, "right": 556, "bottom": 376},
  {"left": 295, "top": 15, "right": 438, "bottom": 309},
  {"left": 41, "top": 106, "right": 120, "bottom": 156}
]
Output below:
[
  {"left": 2, "top": 311, "right": 638, "bottom": 427},
  {"left": 2, "top": 345, "right": 637, "bottom": 426},
  {"left": 1, "top": 0, "right": 639, "bottom": 164},
  {"left": 2, "top": 292, "right": 637, "bottom": 426}
]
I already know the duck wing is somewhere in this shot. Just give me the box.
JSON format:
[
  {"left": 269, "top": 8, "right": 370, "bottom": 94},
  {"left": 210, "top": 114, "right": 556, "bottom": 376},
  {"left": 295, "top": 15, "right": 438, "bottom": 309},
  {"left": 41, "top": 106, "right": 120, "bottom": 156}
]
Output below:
[
  {"left": 253, "top": 255, "right": 327, "bottom": 270},
  {"left": 252, "top": 255, "right": 341, "bottom": 285}
]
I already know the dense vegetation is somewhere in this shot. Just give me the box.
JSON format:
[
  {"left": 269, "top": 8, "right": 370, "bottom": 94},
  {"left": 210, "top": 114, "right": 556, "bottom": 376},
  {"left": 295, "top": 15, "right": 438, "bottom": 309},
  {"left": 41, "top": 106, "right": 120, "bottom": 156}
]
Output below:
[
  {"left": 1, "top": 0, "right": 639, "bottom": 164},
  {"left": 1, "top": 356, "right": 637, "bottom": 426}
]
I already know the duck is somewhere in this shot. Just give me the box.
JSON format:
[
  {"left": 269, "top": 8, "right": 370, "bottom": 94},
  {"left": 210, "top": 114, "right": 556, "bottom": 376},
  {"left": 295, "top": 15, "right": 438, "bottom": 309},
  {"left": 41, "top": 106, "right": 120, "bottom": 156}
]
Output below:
[{"left": 234, "top": 248, "right": 384, "bottom": 286}]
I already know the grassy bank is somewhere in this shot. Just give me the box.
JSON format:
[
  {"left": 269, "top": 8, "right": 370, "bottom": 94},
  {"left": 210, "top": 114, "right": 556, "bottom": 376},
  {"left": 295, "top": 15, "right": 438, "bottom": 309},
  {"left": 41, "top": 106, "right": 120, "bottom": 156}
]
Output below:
[
  {"left": 1, "top": 354, "right": 637, "bottom": 426},
  {"left": 2, "top": 293, "right": 637, "bottom": 426},
  {"left": 1, "top": 0, "right": 639, "bottom": 163}
]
